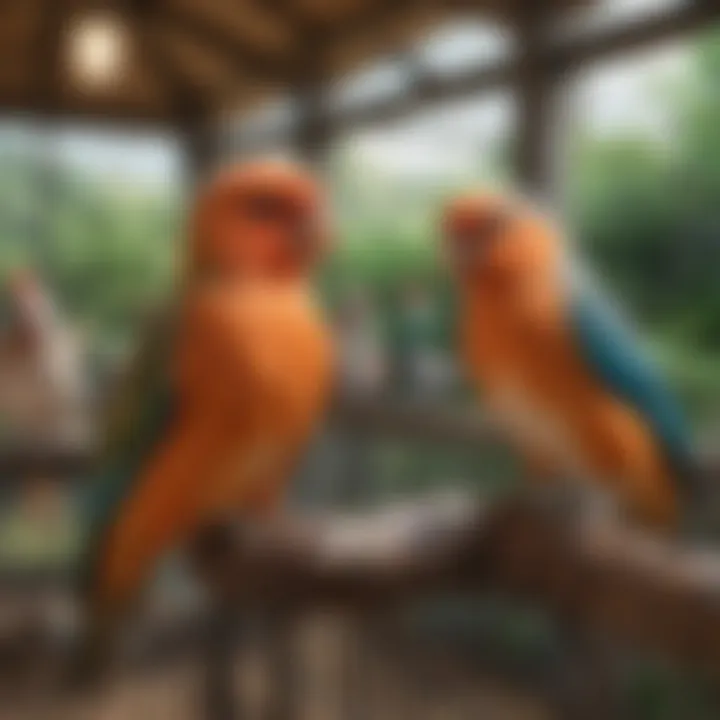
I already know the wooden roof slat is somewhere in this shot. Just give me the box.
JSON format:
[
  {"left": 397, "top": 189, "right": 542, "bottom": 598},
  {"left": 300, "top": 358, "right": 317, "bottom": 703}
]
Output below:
[
  {"left": 154, "top": 25, "right": 241, "bottom": 99},
  {"left": 251, "top": 0, "right": 320, "bottom": 37},
  {"left": 327, "top": 0, "right": 720, "bottom": 135},
  {"left": 125, "top": 0, "right": 211, "bottom": 119},
  {"left": 2, "top": 0, "right": 716, "bottom": 129},
  {"left": 160, "top": 0, "right": 294, "bottom": 86},
  {"left": 179, "top": 0, "right": 295, "bottom": 51},
  {"left": 0, "top": 87, "right": 171, "bottom": 128}
]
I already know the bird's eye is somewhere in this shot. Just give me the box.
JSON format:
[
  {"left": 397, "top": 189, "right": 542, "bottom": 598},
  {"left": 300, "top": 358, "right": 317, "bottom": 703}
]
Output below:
[
  {"left": 453, "top": 210, "right": 511, "bottom": 245},
  {"left": 242, "top": 193, "right": 289, "bottom": 222},
  {"left": 477, "top": 210, "right": 512, "bottom": 241}
]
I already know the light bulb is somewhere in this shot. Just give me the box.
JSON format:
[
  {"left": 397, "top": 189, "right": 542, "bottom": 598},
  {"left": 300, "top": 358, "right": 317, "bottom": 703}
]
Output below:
[{"left": 68, "top": 12, "right": 127, "bottom": 88}]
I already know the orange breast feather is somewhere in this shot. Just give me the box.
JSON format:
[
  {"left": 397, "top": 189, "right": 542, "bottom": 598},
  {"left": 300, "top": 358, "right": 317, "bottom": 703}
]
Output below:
[{"left": 94, "top": 283, "right": 333, "bottom": 609}]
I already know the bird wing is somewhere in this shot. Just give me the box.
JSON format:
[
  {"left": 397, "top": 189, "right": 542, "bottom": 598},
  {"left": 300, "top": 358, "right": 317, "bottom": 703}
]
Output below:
[
  {"left": 76, "top": 304, "right": 178, "bottom": 595},
  {"left": 568, "top": 283, "right": 696, "bottom": 492}
]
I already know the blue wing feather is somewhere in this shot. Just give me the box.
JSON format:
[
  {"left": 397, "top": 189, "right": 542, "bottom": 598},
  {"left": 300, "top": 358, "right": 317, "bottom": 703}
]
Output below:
[{"left": 568, "top": 287, "right": 696, "bottom": 492}]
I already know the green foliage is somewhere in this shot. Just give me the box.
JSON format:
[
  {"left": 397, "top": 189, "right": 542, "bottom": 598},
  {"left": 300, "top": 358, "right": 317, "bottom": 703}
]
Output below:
[
  {"left": 568, "top": 32, "right": 720, "bottom": 354},
  {"left": 0, "top": 142, "right": 179, "bottom": 360}
]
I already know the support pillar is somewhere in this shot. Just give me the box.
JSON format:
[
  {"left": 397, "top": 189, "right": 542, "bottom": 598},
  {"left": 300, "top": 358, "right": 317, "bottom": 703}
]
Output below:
[
  {"left": 513, "top": 3, "right": 565, "bottom": 204},
  {"left": 292, "top": 81, "right": 333, "bottom": 171},
  {"left": 180, "top": 115, "right": 222, "bottom": 190}
]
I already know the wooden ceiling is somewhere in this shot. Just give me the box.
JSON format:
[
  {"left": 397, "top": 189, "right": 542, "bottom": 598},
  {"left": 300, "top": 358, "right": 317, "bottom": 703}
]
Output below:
[{"left": 0, "top": 0, "right": 589, "bottom": 128}]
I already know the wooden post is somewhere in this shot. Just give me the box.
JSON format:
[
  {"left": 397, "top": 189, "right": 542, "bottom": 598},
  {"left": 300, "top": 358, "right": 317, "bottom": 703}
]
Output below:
[
  {"left": 293, "top": 81, "right": 332, "bottom": 170},
  {"left": 513, "top": 2, "right": 562, "bottom": 201},
  {"left": 181, "top": 115, "right": 221, "bottom": 190},
  {"left": 202, "top": 605, "right": 240, "bottom": 720},
  {"left": 263, "top": 611, "right": 300, "bottom": 720}
]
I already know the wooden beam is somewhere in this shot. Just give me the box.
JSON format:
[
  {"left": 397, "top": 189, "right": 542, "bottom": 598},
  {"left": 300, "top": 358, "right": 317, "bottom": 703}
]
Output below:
[
  {"left": 255, "top": 0, "right": 320, "bottom": 41},
  {"left": 292, "top": 76, "right": 333, "bottom": 166},
  {"left": 326, "top": 0, "right": 433, "bottom": 51},
  {"left": 125, "top": 0, "right": 212, "bottom": 121},
  {"left": 161, "top": 3, "right": 292, "bottom": 86},
  {"left": 0, "top": 98, "right": 174, "bottom": 131},
  {"left": 333, "top": 59, "right": 513, "bottom": 131},
  {"left": 554, "top": 0, "right": 720, "bottom": 73},
  {"left": 180, "top": 117, "right": 221, "bottom": 185},
  {"left": 1, "top": 0, "right": 717, "bottom": 129},
  {"left": 330, "top": 0, "right": 720, "bottom": 136},
  {"left": 513, "top": 2, "right": 557, "bottom": 195},
  {"left": 258, "top": 0, "right": 433, "bottom": 86}
]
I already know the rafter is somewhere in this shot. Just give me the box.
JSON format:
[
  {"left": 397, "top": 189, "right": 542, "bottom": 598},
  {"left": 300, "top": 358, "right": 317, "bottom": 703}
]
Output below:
[
  {"left": 125, "top": 0, "right": 213, "bottom": 121},
  {"left": 0, "top": 87, "right": 172, "bottom": 129},
  {"left": 254, "top": 0, "right": 320, "bottom": 40},
  {"left": 552, "top": 0, "right": 720, "bottom": 72},
  {"left": 331, "top": 0, "right": 720, "bottom": 134},
  {"left": 334, "top": 57, "right": 513, "bottom": 131},
  {"left": 1, "top": 0, "right": 718, "bottom": 131},
  {"left": 317, "top": 0, "right": 436, "bottom": 68},
  {"left": 160, "top": 2, "right": 293, "bottom": 86}
]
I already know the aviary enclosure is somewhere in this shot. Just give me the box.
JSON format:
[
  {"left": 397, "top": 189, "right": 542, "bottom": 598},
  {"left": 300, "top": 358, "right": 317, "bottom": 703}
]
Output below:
[{"left": 0, "top": 0, "right": 720, "bottom": 718}]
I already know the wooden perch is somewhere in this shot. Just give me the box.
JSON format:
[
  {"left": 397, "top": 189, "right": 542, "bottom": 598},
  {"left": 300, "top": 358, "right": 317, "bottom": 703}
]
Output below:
[
  {"left": 331, "top": 395, "right": 497, "bottom": 447},
  {"left": 193, "top": 492, "right": 720, "bottom": 673}
]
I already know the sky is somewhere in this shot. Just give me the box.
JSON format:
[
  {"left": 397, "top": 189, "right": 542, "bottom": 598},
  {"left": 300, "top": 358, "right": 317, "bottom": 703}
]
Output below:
[{"left": 25, "top": 0, "right": 695, "bottom": 187}]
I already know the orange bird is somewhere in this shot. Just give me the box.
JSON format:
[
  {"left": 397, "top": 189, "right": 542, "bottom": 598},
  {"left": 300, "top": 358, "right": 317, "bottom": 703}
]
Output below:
[
  {"left": 442, "top": 191, "right": 699, "bottom": 530},
  {"left": 76, "top": 160, "right": 335, "bottom": 660}
]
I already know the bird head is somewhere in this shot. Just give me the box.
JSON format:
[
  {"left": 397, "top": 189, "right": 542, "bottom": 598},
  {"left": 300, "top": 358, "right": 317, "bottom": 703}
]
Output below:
[
  {"left": 190, "top": 159, "right": 332, "bottom": 282},
  {"left": 441, "top": 191, "right": 561, "bottom": 288}
]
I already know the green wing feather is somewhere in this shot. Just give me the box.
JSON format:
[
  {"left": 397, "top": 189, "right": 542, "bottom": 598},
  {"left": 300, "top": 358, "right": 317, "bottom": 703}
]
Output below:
[{"left": 76, "top": 305, "right": 179, "bottom": 597}]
